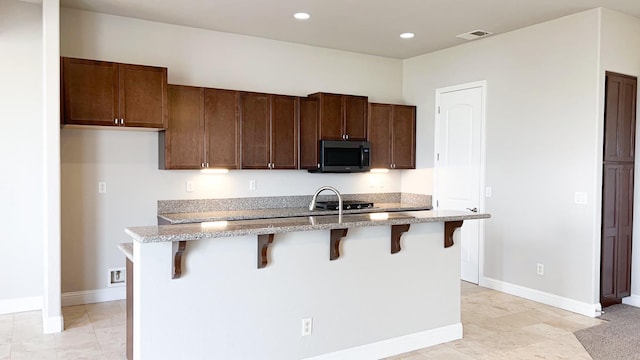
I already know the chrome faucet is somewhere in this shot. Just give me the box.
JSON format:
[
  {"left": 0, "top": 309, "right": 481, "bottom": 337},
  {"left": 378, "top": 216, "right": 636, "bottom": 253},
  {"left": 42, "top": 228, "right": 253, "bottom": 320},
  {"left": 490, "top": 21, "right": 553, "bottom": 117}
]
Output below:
[{"left": 309, "top": 186, "right": 343, "bottom": 223}]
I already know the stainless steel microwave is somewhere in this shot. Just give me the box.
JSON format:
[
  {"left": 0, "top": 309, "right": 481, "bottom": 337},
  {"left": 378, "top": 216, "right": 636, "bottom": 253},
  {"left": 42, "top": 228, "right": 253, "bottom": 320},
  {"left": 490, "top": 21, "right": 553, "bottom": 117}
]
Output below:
[{"left": 310, "top": 140, "right": 371, "bottom": 173}]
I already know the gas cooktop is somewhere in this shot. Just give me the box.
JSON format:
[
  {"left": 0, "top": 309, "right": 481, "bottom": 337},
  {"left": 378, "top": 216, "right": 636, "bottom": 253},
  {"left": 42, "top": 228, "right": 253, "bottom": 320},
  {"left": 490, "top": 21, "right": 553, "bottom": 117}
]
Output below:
[{"left": 315, "top": 200, "right": 374, "bottom": 211}]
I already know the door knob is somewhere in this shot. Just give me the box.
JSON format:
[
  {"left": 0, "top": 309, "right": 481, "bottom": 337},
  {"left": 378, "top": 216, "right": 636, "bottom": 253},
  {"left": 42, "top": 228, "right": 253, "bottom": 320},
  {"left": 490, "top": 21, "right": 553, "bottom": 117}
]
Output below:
[{"left": 466, "top": 207, "right": 478, "bottom": 213}]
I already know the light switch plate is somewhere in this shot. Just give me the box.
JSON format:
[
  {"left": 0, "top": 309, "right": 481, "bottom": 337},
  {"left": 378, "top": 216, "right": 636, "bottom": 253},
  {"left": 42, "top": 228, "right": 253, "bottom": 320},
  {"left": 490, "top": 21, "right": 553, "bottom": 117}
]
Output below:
[
  {"left": 98, "top": 182, "right": 107, "bottom": 194},
  {"left": 574, "top": 192, "right": 587, "bottom": 205},
  {"left": 485, "top": 187, "right": 492, "bottom": 198}
]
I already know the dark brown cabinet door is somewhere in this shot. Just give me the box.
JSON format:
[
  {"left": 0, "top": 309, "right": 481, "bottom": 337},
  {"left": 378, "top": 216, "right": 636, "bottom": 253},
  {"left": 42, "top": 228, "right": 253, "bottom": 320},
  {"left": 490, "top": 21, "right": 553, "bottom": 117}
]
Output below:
[
  {"left": 310, "top": 93, "right": 368, "bottom": 141},
  {"left": 240, "top": 92, "right": 271, "bottom": 169},
  {"left": 344, "top": 95, "right": 368, "bottom": 141},
  {"left": 601, "top": 164, "right": 634, "bottom": 305},
  {"left": 316, "top": 93, "right": 343, "bottom": 141},
  {"left": 367, "top": 103, "right": 416, "bottom": 169},
  {"left": 601, "top": 72, "right": 636, "bottom": 307},
  {"left": 270, "top": 95, "right": 298, "bottom": 169},
  {"left": 205, "top": 89, "right": 240, "bottom": 169},
  {"left": 62, "top": 58, "right": 118, "bottom": 126},
  {"left": 62, "top": 57, "right": 167, "bottom": 129},
  {"left": 604, "top": 74, "right": 637, "bottom": 162},
  {"left": 392, "top": 105, "right": 416, "bottom": 169},
  {"left": 161, "top": 85, "right": 204, "bottom": 169},
  {"left": 299, "top": 97, "right": 319, "bottom": 169},
  {"left": 368, "top": 103, "right": 392, "bottom": 168},
  {"left": 119, "top": 64, "right": 168, "bottom": 128}
]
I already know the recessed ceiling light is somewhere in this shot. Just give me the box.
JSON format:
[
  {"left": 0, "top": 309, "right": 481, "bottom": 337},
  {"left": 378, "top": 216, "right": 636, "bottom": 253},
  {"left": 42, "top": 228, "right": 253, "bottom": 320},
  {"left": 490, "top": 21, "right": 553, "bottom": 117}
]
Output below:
[
  {"left": 400, "top": 32, "right": 415, "bottom": 39},
  {"left": 293, "top": 12, "right": 311, "bottom": 20}
]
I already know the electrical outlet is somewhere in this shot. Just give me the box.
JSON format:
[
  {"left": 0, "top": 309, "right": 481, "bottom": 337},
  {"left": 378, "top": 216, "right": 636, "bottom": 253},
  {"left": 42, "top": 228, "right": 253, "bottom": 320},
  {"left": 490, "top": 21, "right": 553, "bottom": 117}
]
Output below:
[
  {"left": 485, "top": 187, "right": 492, "bottom": 198},
  {"left": 537, "top": 263, "right": 544, "bottom": 276},
  {"left": 98, "top": 182, "right": 107, "bottom": 194},
  {"left": 249, "top": 179, "right": 257, "bottom": 191},
  {"left": 108, "top": 267, "right": 126, "bottom": 287},
  {"left": 185, "top": 181, "right": 194, "bottom": 193},
  {"left": 301, "top": 317, "right": 312, "bottom": 336}
]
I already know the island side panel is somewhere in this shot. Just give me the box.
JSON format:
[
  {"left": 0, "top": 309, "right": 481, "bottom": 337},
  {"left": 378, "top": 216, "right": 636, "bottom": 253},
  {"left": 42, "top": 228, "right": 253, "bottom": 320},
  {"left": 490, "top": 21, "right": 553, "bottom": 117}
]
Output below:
[{"left": 132, "top": 223, "right": 461, "bottom": 359}]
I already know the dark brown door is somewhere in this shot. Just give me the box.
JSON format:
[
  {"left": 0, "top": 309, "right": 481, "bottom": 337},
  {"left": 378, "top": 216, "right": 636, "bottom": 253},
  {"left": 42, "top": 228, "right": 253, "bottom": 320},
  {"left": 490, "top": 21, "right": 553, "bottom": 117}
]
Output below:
[
  {"left": 270, "top": 95, "right": 298, "bottom": 169},
  {"left": 299, "top": 97, "right": 319, "bottom": 169},
  {"left": 368, "top": 103, "right": 392, "bottom": 168},
  {"left": 392, "top": 105, "right": 416, "bottom": 169},
  {"left": 316, "top": 93, "right": 343, "bottom": 141},
  {"left": 601, "top": 72, "right": 636, "bottom": 307},
  {"left": 344, "top": 95, "right": 368, "bottom": 141},
  {"left": 119, "top": 64, "right": 168, "bottom": 128},
  {"left": 205, "top": 89, "right": 240, "bottom": 169},
  {"left": 602, "top": 164, "right": 634, "bottom": 305},
  {"left": 62, "top": 57, "right": 118, "bottom": 126},
  {"left": 240, "top": 92, "right": 270, "bottom": 169},
  {"left": 604, "top": 74, "right": 637, "bottom": 162},
  {"left": 162, "top": 85, "right": 204, "bottom": 169}
]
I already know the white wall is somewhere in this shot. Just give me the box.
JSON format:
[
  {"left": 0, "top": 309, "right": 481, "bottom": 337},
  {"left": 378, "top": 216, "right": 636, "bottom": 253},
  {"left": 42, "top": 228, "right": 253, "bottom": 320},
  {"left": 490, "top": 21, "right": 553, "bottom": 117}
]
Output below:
[
  {"left": 59, "top": 9, "right": 404, "bottom": 295},
  {"left": 0, "top": 0, "right": 44, "bottom": 312},
  {"left": 599, "top": 8, "right": 640, "bottom": 307},
  {"left": 403, "top": 10, "right": 602, "bottom": 306}
]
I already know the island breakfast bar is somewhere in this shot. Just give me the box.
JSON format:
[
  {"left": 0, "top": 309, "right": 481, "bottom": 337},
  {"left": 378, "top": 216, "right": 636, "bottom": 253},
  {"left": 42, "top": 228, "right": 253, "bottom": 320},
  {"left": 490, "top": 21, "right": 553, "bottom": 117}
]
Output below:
[{"left": 122, "top": 209, "right": 489, "bottom": 359}]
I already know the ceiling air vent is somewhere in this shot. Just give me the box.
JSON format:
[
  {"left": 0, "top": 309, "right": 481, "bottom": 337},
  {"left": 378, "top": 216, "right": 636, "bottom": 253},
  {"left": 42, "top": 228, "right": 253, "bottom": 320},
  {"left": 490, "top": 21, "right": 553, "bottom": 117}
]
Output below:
[{"left": 456, "top": 30, "right": 493, "bottom": 41}]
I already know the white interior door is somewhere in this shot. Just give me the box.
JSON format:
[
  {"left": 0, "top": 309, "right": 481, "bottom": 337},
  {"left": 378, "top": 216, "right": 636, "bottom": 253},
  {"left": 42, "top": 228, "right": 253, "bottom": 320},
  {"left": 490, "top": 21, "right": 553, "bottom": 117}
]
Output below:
[{"left": 435, "top": 83, "right": 485, "bottom": 284}]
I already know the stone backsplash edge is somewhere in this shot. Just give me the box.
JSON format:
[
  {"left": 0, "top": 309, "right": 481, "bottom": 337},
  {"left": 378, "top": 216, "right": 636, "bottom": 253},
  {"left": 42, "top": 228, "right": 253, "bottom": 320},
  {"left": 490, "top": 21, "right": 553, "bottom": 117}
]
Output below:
[{"left": 158, "top": 193, "right": 432, "bottom": 214}]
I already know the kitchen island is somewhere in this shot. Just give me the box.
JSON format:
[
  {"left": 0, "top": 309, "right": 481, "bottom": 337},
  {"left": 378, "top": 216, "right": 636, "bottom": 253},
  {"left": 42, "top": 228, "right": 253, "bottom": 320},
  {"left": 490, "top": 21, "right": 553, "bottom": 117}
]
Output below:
[{"left": 123, "top": 205, "right": 489, "bottom": 359}]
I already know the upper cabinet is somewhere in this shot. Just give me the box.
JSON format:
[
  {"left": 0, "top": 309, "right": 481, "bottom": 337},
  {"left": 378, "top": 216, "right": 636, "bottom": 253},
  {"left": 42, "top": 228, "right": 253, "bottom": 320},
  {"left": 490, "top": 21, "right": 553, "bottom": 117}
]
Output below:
[
  {"left": 62, "top": 57, "right": 168, "bottom": 129},
  {"left": 368, "top": 103, "right": 416, "bottom": 169},
  {"left": 159, "top": 85, "right": 239, "bottom": 170},
  {"left": 240, "top": 92, "right": 298, "bottom": 169},
  {"left": 155, "top": 81, "right": 416, "bottom": 172},
  {"left": 204, "top": 88, "right": 241, "bottom": 169},
  {"left": 299, "top": 97, "right": 319, "bottom": 170},
  {"left": 604, "top": 73, "right": 637, "bottom": 162},
  {"left": 160, "top": 85, "right": 204, "bottom": 169},
  {"left": 308, "top": 93, "right": 368, "bottom": 141}
]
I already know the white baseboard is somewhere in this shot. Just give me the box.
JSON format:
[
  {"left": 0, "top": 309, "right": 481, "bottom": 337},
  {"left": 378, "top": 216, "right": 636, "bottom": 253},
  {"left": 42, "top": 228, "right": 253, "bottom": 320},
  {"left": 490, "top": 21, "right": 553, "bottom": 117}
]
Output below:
[
  {"left": 0, "top": 296, "right": 42, "bottom": 315},
  {"left": 43, "top": 315, "right": 64, "bottom": 334},
  {"left": 482, "top": 277, "right": 601, "bottom": 317},
  {"left": 304, "top": 323, "right": 462, "bottom": 360},
  {"left": 62, "top": 287, "right": 126, "bottom": 306},
  {"left": 623, "top": 294, "right": 640, "bottom": 307}
]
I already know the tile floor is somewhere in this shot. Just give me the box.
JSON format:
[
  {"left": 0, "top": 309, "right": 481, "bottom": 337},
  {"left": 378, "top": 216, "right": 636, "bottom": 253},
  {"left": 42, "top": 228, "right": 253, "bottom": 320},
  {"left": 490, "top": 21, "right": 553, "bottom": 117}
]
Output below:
[
  {"left": 0, "top": 282, "right": 603, "bottom": 359},
  {"left": 387, "top": 282, "right": 603, "bottom": 359},
  {"left": 0, "top": 300, "right": 125, "bottom": 360}
]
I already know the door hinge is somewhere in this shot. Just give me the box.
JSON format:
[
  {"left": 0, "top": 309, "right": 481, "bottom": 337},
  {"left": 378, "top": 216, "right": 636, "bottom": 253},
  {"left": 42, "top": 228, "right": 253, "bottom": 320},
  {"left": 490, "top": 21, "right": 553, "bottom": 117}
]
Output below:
[
  {"left": 436, "top": 200, "right": 439, "bottom": 208},
  {"left": 437, "top": 153, "right": 440, "bottom": 161},
  {"left": 437, "top": 106, "right": 440, "bottom": 114}
]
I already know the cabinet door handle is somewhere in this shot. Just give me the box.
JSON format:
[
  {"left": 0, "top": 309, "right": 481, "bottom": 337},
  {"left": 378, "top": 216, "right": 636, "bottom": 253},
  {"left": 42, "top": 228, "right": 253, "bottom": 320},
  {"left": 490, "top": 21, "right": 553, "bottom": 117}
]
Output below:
[
  {"left": 114, "top": 118, "right": 118, "bottom": 125},
  {"left": 201, "top": 163, "right": 205, "bottom": 168},
  {"left": 345, "top": 134, "right": 349, "bottom": 140},
  {"left": 120, "top": 118, "right": 124, "bottom": 126},
  {"left": 206, "top": 163, "right": 209, "bottom": 168}
]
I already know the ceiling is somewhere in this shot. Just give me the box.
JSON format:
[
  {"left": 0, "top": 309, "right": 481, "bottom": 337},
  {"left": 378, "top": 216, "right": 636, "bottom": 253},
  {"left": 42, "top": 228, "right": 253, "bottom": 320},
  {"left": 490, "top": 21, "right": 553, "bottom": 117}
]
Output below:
[{"left": 59, "top": 0, "right": 640, "bottom": 59}]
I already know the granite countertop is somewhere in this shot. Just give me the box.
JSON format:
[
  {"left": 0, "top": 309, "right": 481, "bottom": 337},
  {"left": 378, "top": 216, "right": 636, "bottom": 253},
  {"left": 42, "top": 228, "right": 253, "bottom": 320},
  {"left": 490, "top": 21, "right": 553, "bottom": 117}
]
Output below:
[
  {"left": 127, "top": 210, "right": 490, "bottom": 244},
  {"left": 158, "top": 202, "right": 432, "bottom": 224},
  {"left": 117, "top": 242, "right": 134, "bottom": 261}
]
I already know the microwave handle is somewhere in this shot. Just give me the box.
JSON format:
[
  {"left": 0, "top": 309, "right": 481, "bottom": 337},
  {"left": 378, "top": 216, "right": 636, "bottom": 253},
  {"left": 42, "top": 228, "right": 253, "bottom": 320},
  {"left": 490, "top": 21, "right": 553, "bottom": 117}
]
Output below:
[{"left": 360, "top": 145, "right": 364, "bottom": 169}]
